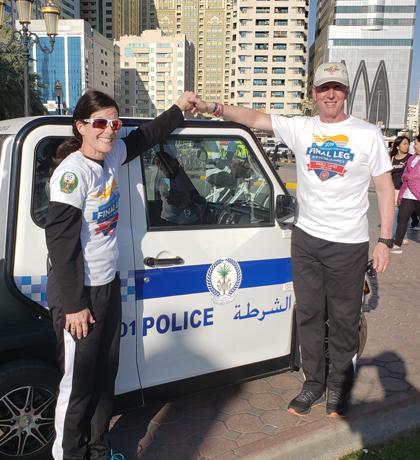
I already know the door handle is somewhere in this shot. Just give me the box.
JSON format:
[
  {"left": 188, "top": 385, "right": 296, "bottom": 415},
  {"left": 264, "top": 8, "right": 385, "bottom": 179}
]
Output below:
[{"left": 144, "top": 256, "right": 185, "bottom": 267}]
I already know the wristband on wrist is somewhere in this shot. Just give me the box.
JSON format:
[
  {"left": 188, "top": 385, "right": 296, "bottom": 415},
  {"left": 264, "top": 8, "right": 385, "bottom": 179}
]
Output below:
[{"left": 211, "top": 102, "right": 223, "bottom": 117}]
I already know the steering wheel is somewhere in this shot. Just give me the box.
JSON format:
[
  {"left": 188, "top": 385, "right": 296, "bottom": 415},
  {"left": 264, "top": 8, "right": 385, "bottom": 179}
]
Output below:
[{"left": 217, "top": 208, "right": 239, "bottom": 225}]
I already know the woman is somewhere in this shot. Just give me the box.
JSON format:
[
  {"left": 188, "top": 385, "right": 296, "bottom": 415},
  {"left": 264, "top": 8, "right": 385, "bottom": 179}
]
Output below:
[
  {"left": 45, "top": 90, "right": 198, "bottom": 460},
  {"left": 389, "top": 136, "right": 411, "bottom": 243},
  {"left": 392, "top": 134, "right": 420, "bottom": 253},
  {"left": 390, "top": 136, "right": 410, "bottom": 201}
]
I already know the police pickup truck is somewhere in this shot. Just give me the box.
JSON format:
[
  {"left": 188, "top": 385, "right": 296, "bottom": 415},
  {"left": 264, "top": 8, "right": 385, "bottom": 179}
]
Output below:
[{"left": 0, "top": 116, "right": 298, "bottom": 460}]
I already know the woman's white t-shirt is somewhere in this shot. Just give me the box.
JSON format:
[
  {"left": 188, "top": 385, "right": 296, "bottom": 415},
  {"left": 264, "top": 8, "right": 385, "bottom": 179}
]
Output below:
[
  {"left": 49, "top": 140, "right": 127, "bottom": 286},
  {"left": 272, "top": 115, "right": 392, "bottom": 243}
]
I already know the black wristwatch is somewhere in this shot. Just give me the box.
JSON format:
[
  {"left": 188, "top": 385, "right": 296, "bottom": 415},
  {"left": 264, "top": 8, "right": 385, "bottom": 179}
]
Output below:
[{"left": 378, "top": 237, "right": 394, "bottom": 248}]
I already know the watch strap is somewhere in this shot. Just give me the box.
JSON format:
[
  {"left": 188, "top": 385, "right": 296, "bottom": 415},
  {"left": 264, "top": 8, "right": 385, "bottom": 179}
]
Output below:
[{"left": 378, "top": 237, "right": 394, "bottom": 248}]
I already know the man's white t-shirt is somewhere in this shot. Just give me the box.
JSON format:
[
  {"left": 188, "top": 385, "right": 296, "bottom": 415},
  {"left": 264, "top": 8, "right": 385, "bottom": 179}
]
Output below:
[
  {"left": 271, "top": 115, "right": 392, "bottom": 243},
  {"left": 49, "top": 140, "right": 127, "bottom": 286}
]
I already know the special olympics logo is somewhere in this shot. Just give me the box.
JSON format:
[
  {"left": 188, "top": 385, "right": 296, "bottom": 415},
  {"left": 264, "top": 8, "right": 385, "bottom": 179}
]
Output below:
[
  {"left": 60, "top": 171, "right": 78, "bottom": 194},
  {"left": 206, "top": 258, "right": 242, "bottom": 304}
]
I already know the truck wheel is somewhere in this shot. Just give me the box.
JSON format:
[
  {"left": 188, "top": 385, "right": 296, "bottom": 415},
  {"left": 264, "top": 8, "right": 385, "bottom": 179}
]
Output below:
[
  {"left": 357, "top": 313, "right": 368, "bottom": 359},
  {"left": 0, "top": 361, "right": 59, "bottom": 460}
]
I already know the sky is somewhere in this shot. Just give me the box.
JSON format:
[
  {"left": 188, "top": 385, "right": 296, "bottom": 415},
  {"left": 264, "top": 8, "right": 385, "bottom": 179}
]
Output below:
[{"left": 308, "top": 0, "right": 420, "bottom": 104}]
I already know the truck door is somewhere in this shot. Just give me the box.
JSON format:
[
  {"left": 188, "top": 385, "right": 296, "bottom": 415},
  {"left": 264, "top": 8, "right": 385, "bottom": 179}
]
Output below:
[
  {"left": 13, "top": 122, "right": 141, "bottom": 395},
  {"left": 128, "top": 126, "right": 295, "bottom": 389}
]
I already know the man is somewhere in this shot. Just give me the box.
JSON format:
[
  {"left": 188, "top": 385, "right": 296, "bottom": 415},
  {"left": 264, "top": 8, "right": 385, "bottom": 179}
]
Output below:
[{"left": 193, "top": 62, "right": 394, "bottom": 417}]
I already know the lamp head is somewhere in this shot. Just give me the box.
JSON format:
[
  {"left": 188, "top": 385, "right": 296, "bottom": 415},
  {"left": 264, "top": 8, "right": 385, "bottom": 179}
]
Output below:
[
  {"left": 0, "top": 0, "right": 7, "bottom": 29},
  {"left": 41, "top": 0, "right": 60, "bottom": 37},
  {"left": 16, "top": 0, "right": 34, "bottom": 25}
]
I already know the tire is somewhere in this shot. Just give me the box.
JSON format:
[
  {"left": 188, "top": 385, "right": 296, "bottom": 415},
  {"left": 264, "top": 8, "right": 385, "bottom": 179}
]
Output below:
[
  {"left": 0, "top": 361, "right": 59, "bottom": 460},
  {"left": 357, "top": 313, "right": 368, "bottom": 359}
]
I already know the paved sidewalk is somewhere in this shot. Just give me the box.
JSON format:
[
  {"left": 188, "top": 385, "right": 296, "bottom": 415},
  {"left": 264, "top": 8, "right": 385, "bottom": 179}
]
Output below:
[{"left": 110, "top": 195, "right": 420, "bottom": 460}]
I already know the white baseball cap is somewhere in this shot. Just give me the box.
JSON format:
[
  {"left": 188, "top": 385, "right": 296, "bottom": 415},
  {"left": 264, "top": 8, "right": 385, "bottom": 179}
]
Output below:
[{"left": 313, "top": 62, "right": 349, "bottom": 87}]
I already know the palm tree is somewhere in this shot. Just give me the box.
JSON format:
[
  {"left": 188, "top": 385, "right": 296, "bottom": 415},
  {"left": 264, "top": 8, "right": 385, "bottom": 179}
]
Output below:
[{"left": 217, "top": 263, "right": 231, "bottom": 295}]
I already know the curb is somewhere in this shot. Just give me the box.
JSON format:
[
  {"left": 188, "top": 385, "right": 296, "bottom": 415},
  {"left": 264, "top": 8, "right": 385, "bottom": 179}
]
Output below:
[{"left": 216, "top": 393, "right": 420, "bottom": 460}]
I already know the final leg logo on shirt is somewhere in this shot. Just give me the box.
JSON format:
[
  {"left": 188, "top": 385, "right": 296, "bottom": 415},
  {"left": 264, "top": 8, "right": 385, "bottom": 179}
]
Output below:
[
  {"left": 92, "top": 180, "right": 120, "bottom": 236},
  {"left": 306, "top": 135, "right": 354, "bottom": 181}
]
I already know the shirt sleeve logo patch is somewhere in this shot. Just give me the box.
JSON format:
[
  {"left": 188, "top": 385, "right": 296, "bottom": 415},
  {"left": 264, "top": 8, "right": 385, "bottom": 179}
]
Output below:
[{"left": 60, "top": 172, "right": 79, "bottom": 193}]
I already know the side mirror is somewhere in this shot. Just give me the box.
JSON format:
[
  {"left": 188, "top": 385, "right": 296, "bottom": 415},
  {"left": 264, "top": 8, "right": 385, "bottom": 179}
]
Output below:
[{"left": 275, "top": 194, "right": 297, "bottom": 224}]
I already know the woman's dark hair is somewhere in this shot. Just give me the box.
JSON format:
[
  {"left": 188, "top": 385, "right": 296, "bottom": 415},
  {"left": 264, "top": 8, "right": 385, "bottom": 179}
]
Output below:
[
  {"left": 389, "top": 135, "right": 410, "bottom": 159},
  {"left": 51, "top": 90, "right": 119, "bottom": 172},
  {"left": 416, "top": 134, "right": 420, "bottom": 143}
]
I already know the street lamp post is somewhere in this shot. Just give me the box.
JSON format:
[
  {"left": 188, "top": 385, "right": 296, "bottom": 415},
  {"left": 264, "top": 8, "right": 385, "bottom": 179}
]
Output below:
[
  {"left": 0, "top": 0, "right": 60, "bottom": 117},
  {"left": 55, "top": 79, "right": 62, "bottom": 115}
]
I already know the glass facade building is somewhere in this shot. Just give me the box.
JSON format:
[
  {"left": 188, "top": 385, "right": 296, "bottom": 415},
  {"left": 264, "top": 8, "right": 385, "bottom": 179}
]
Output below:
[
  {"left": 34, "top": 36, "right": 82, "bottom": 113},
  {"left": 30, "top": 20, "right": 118, "bottom": 114},
  {"left": 311, "top": 0, "right": 417, "bottom": 130}
]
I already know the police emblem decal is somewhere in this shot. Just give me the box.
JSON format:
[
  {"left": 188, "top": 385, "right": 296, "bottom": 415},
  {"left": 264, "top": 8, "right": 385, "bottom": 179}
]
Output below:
[
  {"left": 60, "top": 172, "right": 79, "bottom": 193},
  {"left": 206, "top": 258, "right": 242, "bottom": 304}
]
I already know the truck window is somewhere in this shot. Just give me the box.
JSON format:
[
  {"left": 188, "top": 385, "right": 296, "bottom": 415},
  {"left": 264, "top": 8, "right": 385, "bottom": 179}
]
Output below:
[
  {"left": 33, "top": 137, "right": 67, "bottom": 227},
  {"left": 142, "top": 137, "right": 273, "bottom": 228}
]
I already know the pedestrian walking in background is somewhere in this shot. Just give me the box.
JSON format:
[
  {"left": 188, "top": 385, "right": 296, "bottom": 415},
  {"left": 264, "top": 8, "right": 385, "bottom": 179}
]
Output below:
[
  {"left": 192, "top": 61, "right": 394, "bottom": 418},
  {"left": 45, "top": 89, "right": 198, "bottom": 460},
  {"left": 390, "top": 136, "right": 410, "bottom": 203},
  {"left": 392, "top": 134, "right": 420, "bottom": 254},
  {"left": 389, "top": 136, "right": 411, "bottom": 242}
]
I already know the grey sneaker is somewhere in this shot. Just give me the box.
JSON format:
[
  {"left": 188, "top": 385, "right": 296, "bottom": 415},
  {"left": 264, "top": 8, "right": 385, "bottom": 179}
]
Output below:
[
  {"left": 288, "top": 389, "right": 325, "bottom": 416},
  {"left": 326, "top": 389, "right": 349, "bottom": 417}
]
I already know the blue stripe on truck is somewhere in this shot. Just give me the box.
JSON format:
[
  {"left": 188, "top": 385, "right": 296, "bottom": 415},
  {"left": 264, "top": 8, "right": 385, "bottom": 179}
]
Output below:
[
  {"left": 15, "top": 258, "right": 293, "bottom": 306},
  {"left": 135, "top": 257, "right": 292, "bottom": 300}
]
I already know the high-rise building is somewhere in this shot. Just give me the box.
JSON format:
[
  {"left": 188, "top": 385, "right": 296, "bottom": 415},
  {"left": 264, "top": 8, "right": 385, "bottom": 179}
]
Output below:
[
  {"left": 311, "top": 0, "right": 417, "bottom": 131},
  {"left": 140, "top": 0, "right": 233, "bottom": 104},
  {"left": 56, "top": 0, "right": 80, "bottom": 19},
  {"left": 80, "top": 1, "right": 113, "bottom": 39},
  {"left": 80, "top": 0, "right": 139, "bottom": 40},
  {"left": 28, "top": 20, "right": 120, "bottom": 112},
  {"left": 230, "top": 0, "right": 309, "bottom": 116},
  {"left": 406, "top": 104, "right": 419, "bottom": 135},
  {"left": 112, "top": 0, "right": 140, "bottom": 39},
  {"left": 117, "top": 30, "right": 193, "bottom": 117}
]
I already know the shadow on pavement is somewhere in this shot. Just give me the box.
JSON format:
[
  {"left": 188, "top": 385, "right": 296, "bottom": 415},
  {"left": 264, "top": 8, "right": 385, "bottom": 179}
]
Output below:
[
  {"left": 109, "top": 318, "right": 245, "bottom": 460},
  {"left": 110, "top": 383, "right": 245, "bottom": 460},
  {"left": 346, "top": 351, "right": 419, "bottom": 446}
]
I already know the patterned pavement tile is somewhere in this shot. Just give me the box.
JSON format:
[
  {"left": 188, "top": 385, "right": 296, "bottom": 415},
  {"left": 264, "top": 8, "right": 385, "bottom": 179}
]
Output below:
[
  {"left": 225, "top": 413, "right": 264, "bottom": 433},
  {"left": 197, "top": 437, "right": 238, "bottom": 459}
]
